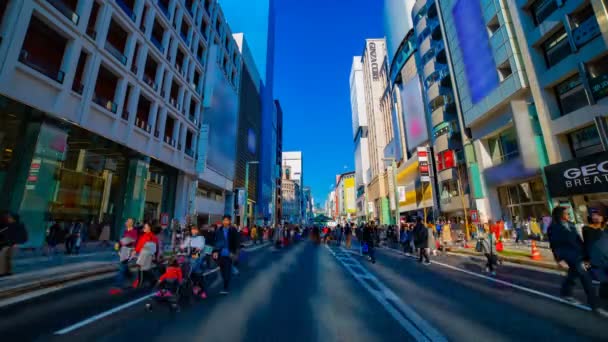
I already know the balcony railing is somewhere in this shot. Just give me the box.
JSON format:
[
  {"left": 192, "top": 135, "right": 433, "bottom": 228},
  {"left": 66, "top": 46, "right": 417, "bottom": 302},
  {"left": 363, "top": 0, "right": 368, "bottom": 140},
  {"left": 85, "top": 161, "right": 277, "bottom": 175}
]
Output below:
[
  {"left": 93, "top": 94, "right": 118, "bottom": 113},
  {"left": 164, "top": 135, "right": 176, "bottom": 147},
  {"left": 150, "top": 35, "right": 164, "bottom": 53},
  {"left": 131, "top": 64, "right": 138, "bottom": 75},
  {"left": 105, "top": 42, "right": 127, "bottom": 65},
  {"left": 154, "top": 130, "right": 160, "bottom": 138},
  {"left": 135, "top": 117, "right": 151, "bottom": 133},
  {"left": 121, "top": 110, "right": 129, "bottom": 120},
  {"left": 19, "top": 50, "right": 65, "bottom": 84},
  {"left": 72, "top": 82, "right": 84, "bottom": 94},
  {"left": 157, "top": 0, "right": 170, "bottom": 18},
  {"left": 46, "top": 0, "right": 79, "bottom": 25},
  {"left": 185, "top": 147, "right": 194, "bottom": 157},
  {"left": 177, "top": 143, "right": 182, "bottom": 150},
  {"left": 86, "top": 27, "right": 97, "bottom": 40},
  {"left": 116, "top": 0, "right": 136, "bottom": 22},
  {"left": 143, "top": 74, "right": 158, "bottom": 90}
]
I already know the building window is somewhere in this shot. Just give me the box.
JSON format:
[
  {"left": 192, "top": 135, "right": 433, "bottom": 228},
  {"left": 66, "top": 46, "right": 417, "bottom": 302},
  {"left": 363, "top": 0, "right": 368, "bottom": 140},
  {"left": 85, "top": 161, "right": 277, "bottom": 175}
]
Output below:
[
  {"left": 487, "top": 15, "right": 500, "bottom": 36},
  {"left": 93, "top": 65, "right": 118, "bottom": 113},
  {"left": 440, "top": 180, "right": 459, "bottom": 202},
  {"left": 554, "top": 74, "right": 589, "bottom": 115},
  {"left": 530, "top": 0, "right": 558, "bottom": 26},
  {"left": 568, "top": 125, "right": 603, "bottom": 158},
  {"left": 122, "top": 84, "right": 131, "bottom": 120},
  {"left": 586, "top": 54, "right": 608, "bottom": 102},
  {"left": 20, "top": 16, "right": 67, "bottom": 83},
  {"left": 71, "top": 51, "right": 88, "bottom": 94},
  {"left": 86, "top": 2, "right": 100, "bottom": 39},
  {"left": 570, "top": 4, "right": 601, "bottom": 49},
  {"left": 497, "top": 60, "right": 513, "bottom": 81},
  {"left": 543, "top": 28, "right": 572, "bottom": 68},
  {"left": 143, "top": 55, "right": 159, "bottom": 90},
  {"left": 151, "top": 20, "right": 165, "bottom": 53},
  {"left": 488, "top": 127, "right": 519, "bottom": 164},
  {"left": 497, "top": 180, "right": 548, "bottom": 220},
  {"left": 135, "top": 95, "right": 151, "bottom": 133},
  {"left": 105, "top": 19, "right": 128, "bottom": 65}
]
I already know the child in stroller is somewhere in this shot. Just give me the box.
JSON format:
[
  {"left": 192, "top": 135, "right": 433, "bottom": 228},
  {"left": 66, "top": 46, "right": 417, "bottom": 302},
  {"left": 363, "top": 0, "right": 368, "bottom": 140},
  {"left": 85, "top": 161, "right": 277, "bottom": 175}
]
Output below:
[{"left": 146, "top": 257, "right": 183, "bottom": 312}]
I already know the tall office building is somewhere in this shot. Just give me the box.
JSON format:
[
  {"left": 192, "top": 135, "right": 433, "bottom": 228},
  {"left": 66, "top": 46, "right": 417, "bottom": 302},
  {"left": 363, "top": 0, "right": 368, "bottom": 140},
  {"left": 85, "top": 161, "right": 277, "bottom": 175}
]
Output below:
[
  {"left": 0, "top": 0, "right": 241, "bottom": 246},
  {"left": 506, "top": 0, "right": 608, "bottom": 223},
  {"left": 231, "top": 33, "right": 261, "bottom": 227},
  {"left": 438, "top": 0, "right": 549, "bottom": 223},
  {"left": 218, "top": 0, "right": 276, "bottom": 223},
  {"left": 274, "top": 99, "right": 283, "bottom": 224},
  {"left": 361, "top": 38, "right": 391, "bottom": 224},
  {"left": 349, "top": 57, "right": 371, "bottom": 222},
  {"left": 197, "top": 1, "right": 241, "bottom": 225},
  {"left": 409, "top": 0, "right": 464, "bottom": 220}
]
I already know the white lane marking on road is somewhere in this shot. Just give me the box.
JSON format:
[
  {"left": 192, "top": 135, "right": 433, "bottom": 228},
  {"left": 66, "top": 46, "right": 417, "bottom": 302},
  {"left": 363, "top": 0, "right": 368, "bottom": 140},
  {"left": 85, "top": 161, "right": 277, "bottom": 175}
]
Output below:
[
  {"left": 325, "top": 245, "right": 447, "bottom": 342},
  {"left": 380, "top": 247, "right": 593, "bottom": 312},
  {"left": 55, "top": 267, "right": 223, "bottom": 334},
  {"left": 242, "top": 242, "right": 270, "bottom": 252}
]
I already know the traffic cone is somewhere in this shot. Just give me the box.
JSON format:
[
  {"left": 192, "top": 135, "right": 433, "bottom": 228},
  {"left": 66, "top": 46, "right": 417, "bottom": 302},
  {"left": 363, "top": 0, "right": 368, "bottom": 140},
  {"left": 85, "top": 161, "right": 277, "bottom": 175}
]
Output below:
[{"left": 530, "top": 241, "right": 541, "bottom": 260}]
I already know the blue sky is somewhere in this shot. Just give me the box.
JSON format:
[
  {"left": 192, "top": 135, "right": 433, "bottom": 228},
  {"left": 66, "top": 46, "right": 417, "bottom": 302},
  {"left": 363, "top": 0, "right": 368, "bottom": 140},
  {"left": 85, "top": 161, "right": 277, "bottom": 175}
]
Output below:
[{"left": 274, "top": 0, "right": 384, "bottom": 206}]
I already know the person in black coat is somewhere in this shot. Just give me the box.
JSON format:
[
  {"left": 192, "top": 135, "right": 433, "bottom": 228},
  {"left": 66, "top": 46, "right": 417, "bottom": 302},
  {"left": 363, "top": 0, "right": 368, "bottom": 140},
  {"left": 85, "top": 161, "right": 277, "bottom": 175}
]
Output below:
[
  {"left": 413, "top": 217, "right": 430, "bottom": 264},
  {"left": 0, "top": 212, "right": 28, "bottom": 276},
  {"left": 548, "top": 206, "right": 605, "bottom": 316},
  {"left": 212, "top": 215, "right": 240, "bottom": 294},
  {"left": 362, "top": 224, "right": 376, "bottom": 264}
]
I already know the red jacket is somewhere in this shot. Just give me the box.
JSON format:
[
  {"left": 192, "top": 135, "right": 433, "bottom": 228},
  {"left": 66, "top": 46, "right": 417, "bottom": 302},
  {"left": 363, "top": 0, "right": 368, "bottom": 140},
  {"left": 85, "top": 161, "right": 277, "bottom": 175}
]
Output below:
[
  {"left": 135, "top": 232, "right": 159, "bottom": 254},
  {"left": 159, "top": 266, "right": 183, "bottom": 283}
]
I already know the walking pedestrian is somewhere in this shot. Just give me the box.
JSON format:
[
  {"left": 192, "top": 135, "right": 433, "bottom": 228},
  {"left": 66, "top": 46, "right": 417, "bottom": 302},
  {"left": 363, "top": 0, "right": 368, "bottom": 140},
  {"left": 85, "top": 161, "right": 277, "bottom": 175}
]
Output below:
[
  {"left": 345, "top": 223, "right": 352, "bottom": 249},
  {"left": 0, "top": 212, "right": 28, "bottom": 277},
  {"left": 212, "top": 215, "right": 239, "bottom": 295},
  {"left": 479, "top": 230, "right": 498, "bottom": 276},
  {"left": 413, "top": 217, "right": 430, "bottom": 265},
  {"left": 111, "top": 218, "right": 139, "bottom": 293},
  {"left": 362, "top": 224, "right": 376, "bottom": 264},
  {"left": 251, "top": 225, "right": 258, "bottom": 245},
  {"left": 181, "top": 225, "right": 207, "bottom": 299},
  {"left": 548, "top": 206, "right": 607, "bottom": 317},
  {"left": 45, "top": 221, "right": 62, "bottom": 257},
  {"left": 133, "top": 223, "right": 160, "bottom": 288}
]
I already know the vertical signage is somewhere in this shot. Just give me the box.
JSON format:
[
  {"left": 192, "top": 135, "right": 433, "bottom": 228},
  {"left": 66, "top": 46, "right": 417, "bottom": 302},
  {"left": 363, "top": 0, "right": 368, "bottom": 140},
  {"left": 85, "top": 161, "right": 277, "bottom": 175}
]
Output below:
[
  {"left": 196, "top": 124, "right": 209, "bottom": 174},
  {"left": 418, "top": 147, "right": 431, "bottom": 182},
  {"left": 369, "top": 42, "right": 380, "bottom": 81}
]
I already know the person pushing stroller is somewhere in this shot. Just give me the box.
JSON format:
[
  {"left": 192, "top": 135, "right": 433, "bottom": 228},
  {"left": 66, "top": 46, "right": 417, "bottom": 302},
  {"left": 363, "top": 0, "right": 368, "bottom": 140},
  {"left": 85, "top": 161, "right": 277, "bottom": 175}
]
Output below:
[{"left": 181, "top": 225, "right": 207, "bottom": 299}]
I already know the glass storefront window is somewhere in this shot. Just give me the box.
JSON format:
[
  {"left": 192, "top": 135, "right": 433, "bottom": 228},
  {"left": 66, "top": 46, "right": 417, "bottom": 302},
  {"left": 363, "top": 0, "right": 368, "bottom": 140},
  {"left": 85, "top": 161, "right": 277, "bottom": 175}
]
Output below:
[{"left": 498, "top": 179, "right": 549, "bottom": 222}]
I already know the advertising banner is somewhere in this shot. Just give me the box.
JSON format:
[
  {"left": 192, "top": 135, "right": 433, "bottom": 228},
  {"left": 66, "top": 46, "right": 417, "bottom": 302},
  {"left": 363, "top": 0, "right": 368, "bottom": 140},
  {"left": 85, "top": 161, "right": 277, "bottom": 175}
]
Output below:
[{"left": 544, "top": 151, "right": 608, "bottom": 197}]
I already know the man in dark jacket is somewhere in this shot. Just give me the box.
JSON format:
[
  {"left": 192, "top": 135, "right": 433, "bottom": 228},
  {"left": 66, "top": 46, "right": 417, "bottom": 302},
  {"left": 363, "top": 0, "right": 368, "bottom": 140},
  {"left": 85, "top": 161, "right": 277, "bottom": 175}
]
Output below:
[
  {"left": 212, "top": 215, "right": 239, "bottom": 294},
  {"left": 0, "top": 212, "right": 28, "bottom": 276},
  {"left": 413, "top": 217, "right": 430, "bottom": 264},
  {"left": 548, "top": 207, "right": 606, "bottom": 317},
  {"left": 362, "top": 224, "right": 376, "bottom": 264}
]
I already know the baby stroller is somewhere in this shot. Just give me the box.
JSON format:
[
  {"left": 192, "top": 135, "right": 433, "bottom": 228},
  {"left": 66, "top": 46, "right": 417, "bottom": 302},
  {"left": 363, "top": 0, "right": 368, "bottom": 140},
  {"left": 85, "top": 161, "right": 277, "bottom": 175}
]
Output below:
[{"left": 145, "top": 255, "right": 191, "bottom": 312}]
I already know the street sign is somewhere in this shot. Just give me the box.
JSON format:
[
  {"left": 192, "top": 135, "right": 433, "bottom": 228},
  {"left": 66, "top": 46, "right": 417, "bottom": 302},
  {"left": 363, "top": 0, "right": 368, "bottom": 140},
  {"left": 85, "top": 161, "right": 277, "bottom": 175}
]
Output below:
[{"left": 160, "top": 213, "right": 169, "bottom": 228}]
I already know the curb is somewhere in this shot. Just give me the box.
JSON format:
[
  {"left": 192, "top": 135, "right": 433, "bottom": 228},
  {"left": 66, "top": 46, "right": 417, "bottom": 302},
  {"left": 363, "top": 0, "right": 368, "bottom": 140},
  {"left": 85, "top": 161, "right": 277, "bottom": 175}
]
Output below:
[
  {"left": 448, "top": 248, "right": 562, "bottom": 271},
  {"left": 0, "top": 264, "right": 118, "bottom": 300}
]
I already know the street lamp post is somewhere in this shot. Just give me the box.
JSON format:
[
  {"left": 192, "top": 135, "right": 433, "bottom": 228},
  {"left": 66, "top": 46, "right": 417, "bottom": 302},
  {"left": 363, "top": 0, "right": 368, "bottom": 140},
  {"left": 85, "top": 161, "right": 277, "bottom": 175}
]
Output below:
[
  {"left": 383, "top": 158, "right": 400, "bottom": 243},
  {"left": 244, "top": 161, "right": 259, "bottom": 229}
]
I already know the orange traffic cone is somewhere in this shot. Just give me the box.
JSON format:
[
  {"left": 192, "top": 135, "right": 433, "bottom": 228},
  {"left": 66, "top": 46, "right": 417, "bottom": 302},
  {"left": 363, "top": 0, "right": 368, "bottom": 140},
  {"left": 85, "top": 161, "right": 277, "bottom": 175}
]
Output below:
[{"left": 530, "top": 241, "right": 541, "bottom": 260}]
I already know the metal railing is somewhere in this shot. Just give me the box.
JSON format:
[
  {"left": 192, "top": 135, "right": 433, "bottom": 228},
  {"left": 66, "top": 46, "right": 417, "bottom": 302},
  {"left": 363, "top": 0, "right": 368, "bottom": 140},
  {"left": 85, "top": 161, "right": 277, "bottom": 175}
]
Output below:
[
  {"left": 105, "top": 42, "right": 127, "bottom": 65},
  {"left": 46, "top": 0, "right": 79, "bottom": 25}
]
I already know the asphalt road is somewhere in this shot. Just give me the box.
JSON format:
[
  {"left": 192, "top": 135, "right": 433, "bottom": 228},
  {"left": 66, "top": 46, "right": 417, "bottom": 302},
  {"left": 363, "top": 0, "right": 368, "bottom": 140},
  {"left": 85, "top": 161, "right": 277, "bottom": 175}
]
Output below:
[{"left": 1, "top": 239, "right": 607, "bottom": 341}]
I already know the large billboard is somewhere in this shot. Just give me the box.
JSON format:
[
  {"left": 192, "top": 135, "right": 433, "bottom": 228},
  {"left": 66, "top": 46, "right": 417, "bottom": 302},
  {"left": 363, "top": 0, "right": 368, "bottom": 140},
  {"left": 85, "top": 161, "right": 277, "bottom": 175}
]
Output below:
[
  {"left": 203, "top": 45, "right": 239, "bottom": 180},
  {"left": 400, "top": 75, "right": 428, "bottom": 152},
  {"left": 344, "top": 177, "right": 356, "bottom": 214}
]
